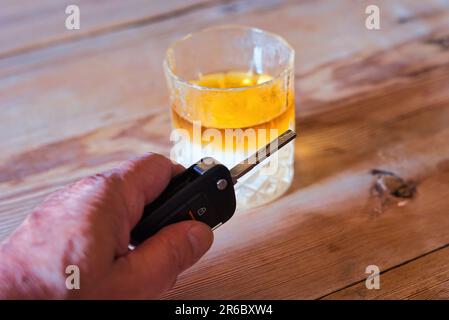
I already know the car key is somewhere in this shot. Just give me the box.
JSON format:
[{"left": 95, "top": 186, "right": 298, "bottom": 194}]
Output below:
[{"left": 130, "top": 129, "right": 297, "bottom": 246}]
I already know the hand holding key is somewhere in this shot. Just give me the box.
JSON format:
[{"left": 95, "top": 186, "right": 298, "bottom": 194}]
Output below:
[{"left": 0, "top": 154, "right": 213, "bottom": 299}]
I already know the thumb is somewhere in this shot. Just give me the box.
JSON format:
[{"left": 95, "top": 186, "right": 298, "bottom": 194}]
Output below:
[{"left": 110, "top": 220, "right": 213, "bottom": 299}]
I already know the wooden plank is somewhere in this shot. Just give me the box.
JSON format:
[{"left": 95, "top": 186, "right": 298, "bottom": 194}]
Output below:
[
  {"left": 1, "top": 0, "right": 449, "bottom": 299},
  {"left": 323, "top": 245, "right": 449, "bottom": 299},
  {"left": 164, "top": 63, "right": 449, "bottom": 299},
  {"left": 0, "top": 0, "right": 218, "bottom": 58}
]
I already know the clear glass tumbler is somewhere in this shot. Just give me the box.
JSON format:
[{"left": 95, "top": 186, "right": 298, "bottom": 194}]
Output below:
[{"left": 164, "top": 25, "right": 295, "bottom": 209}]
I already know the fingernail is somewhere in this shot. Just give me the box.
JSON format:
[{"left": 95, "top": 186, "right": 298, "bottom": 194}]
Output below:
[{"left": 187, "top": 223, "right": 213, "bottom": 258}]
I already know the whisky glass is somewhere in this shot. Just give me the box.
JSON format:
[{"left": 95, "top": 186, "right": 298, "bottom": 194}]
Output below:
[{"left": 164, "top": 25, "right": 295, "bottom": 209}]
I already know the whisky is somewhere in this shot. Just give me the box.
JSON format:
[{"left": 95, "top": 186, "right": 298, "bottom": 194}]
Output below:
[{"left": 170, "top": 71, "right": 295, "bottom": 209}]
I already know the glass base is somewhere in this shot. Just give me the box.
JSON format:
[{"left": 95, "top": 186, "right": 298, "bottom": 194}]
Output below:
[{"left": 234, "top": 143, "right": 294, "bottom": 210}]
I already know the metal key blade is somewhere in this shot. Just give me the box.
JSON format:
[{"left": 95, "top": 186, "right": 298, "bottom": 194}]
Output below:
[{"left": 229, "top": 129, "right": 297, "bottom": 184}]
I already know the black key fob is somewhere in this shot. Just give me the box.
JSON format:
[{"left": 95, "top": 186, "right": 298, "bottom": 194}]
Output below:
[{"left": 130, "top": 158, "right": 236, "bottom": 246}]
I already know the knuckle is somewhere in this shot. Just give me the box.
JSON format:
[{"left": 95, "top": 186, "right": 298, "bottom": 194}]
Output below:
[
  {"left": 143, "top": 153, "right": 170, "bottom": 168},
  {"left": 78, "top": 170, "right": 122, "bottom": 190}
]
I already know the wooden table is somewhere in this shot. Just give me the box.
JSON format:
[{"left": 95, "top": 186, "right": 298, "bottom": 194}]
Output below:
[{"left": 1, "top": 0, "right": 449, "bottom": 299}]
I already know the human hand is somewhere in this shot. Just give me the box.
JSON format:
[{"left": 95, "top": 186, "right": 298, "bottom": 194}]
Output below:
[{"left": 0, "top": 153, "right": 213, "bottom": 299}]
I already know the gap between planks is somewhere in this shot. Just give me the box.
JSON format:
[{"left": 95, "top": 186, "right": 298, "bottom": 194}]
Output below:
[{"left": 318, "top": 241, "right": 449, "bottom": 300}]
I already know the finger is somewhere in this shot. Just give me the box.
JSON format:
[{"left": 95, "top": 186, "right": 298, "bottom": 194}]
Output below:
[
  {"left": 108, "top": 221, "right": 213, "bottom": 299},
  {"left": 112, "top": 153, "right": 184, "bottom": 227}
]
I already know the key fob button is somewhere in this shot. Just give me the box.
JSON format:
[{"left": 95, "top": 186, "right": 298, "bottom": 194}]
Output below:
[{"left": 187, "top": 193, "right": 218, "bottom": 227}]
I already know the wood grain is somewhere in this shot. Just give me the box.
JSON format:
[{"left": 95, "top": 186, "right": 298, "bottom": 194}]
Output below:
[
  {"left": 323, "top": 245, "right": 449, "bottom": 299},
  {"left": 0, "top": 0, "right": 218, "bottom": 58},
  {"left": 164, "top": 63, "right": 449, "bottom": 299},
  {"left": 1, "top": 0, "right": 449, "bottom": 299}
]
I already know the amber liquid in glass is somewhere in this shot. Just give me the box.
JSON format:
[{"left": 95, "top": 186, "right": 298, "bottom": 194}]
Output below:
[{"left": 171, "top": 71, "right": 295, "bottom": 209}]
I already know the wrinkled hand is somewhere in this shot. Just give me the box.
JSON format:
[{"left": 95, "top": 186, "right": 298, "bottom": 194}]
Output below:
[{"left": 0, "top": 153, "right": 213, "bottom": 299}]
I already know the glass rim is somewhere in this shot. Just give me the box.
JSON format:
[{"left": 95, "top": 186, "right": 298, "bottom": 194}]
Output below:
[{"left": 163, "top": 25, "right": 295, "bottom": 92}]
